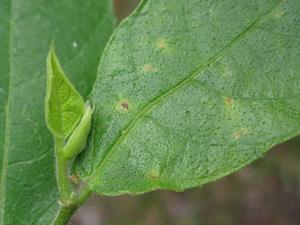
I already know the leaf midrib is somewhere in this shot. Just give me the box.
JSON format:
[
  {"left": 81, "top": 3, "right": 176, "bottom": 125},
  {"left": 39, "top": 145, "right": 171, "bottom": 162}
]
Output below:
[
  {"left": 87, "top": 0, "right": 283, "bottom": 184},
  {"left": 0, "top": 0, "right": 13, "bottom": 223}
]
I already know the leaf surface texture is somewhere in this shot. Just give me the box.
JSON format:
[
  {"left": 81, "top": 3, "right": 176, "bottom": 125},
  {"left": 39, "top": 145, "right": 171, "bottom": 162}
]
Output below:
[{"left": 76, "top": 0, "right": 300, "bottom": 195}]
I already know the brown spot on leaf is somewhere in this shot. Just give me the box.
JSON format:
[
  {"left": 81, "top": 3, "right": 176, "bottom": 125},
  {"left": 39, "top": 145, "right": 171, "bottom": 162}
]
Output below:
[
  {"left": 224, "top": 96, "right": 233, "bottom": 106},
  {"left": 116, "top": 99, "right": 132, "bottom": 112},
  {"left": 121, "top": 102, "right": 129, "bottom": 109}
]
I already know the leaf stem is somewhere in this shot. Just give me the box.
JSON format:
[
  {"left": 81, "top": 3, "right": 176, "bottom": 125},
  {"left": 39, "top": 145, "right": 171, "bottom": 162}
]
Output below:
[
  {"left": 74, "top": 186, "right": 92, "bottom": 205},
  {"left": 55, "top": 138, "right": 72, "bottom": 202},
  {"left": 52, "top": 204, "right": 79, "bottom": 225},
  {"left": 53, "top": 138, "right": 92, "bottom": 225}
]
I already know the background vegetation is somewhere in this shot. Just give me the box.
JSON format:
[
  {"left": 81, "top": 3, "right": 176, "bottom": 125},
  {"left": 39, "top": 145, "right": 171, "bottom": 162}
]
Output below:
[{"left": 70, "top": 1, "right": 300, "bottom": 224}]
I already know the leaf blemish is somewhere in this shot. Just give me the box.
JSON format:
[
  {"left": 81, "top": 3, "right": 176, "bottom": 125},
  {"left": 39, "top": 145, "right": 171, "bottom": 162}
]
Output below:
[
  {"left": 143, "top": 63, "right": 155, "bottom": 73},
  {"left": 121, "top": 102, "right": 129, "bottom": 109},
  {"left": 274, "top": 9, "right": 285, "bottom": 17},
  {"left": 156, "top": 38, "right": 167, "bottom": 49},
  {"left": 116, "top": 99, "right": 131, "bottom": 112},
  {"left": 233, "top": 128, "right": 249, "bottom": 140},
  {"left": 148, "top": 169, "right": 160, "bottom": 180},
  {"left": 224, "top": 96, "right": 234, "bottom": 106},
  {"left": 72, "top": 41, "right": 78, "bottom": 48}
]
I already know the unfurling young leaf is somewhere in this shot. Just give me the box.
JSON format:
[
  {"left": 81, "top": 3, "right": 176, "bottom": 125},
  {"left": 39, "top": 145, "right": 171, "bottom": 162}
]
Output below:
[
  {"left": 62, "top": 102, "right": 93, "bottom": 160},
  {"left": 45, "top": 46, "right": 85, "bottom": 138}
]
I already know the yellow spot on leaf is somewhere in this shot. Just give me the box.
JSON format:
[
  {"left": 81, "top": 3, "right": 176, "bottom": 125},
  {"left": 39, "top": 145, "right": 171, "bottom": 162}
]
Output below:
[
  {"left": 143, "top": 63, "right": 155, "bottom": 73},
  {"left": 233, "top": 128, "right": 249, "bottom": 140},
  {"left": 156, "top": 38, "right": 167, "bottom": 49},
  {"left": 274, "top": 9, "right": 285, "bottom": 17},
  {"left": 148, "top": 169, "right": 160, "bottom": 180}
]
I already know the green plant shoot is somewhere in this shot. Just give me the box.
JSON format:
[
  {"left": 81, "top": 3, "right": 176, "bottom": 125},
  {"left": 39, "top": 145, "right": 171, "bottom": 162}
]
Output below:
[{"left": 61, "top": 102, "right": 93, "bottom": 160}]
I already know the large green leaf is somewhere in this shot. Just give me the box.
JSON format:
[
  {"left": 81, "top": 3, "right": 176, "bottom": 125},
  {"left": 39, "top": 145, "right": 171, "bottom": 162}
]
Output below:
[
  {"left": 0, "top": 1, "right": 115, "bottom": 224},
  {"left": 76, "top": 0, "right": 300, "bottom": 195}
]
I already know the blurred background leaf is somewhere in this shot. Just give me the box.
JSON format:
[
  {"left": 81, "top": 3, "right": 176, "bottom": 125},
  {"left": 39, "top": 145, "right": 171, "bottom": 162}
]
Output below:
[{"left": 70, "top": 1, "right": 300, "bottom": 224}]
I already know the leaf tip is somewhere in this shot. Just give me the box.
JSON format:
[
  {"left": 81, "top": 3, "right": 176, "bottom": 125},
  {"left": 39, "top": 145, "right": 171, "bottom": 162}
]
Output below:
[{"left": 45, "top": 44, "right": 85, "bottom": 138}]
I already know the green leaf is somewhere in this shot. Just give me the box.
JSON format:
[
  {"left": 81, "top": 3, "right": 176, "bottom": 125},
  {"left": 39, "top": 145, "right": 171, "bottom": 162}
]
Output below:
[
  {"left": 76, "top": 0, "right": 300, "bottom": 195},
  {"left": 0, "top": 1, "right": 115, "bottom": 224},
  {"left": 46, "top": 46, "right": 84, "bottom": 138},
  {"left": 62, "top": 102, "right": 93, "bottom": 160}
]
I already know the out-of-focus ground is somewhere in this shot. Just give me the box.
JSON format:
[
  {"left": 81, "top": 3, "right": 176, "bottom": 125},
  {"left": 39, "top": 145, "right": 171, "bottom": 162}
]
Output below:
[{"left": 70, "top": 1, "right": 300, "bottom": 224}]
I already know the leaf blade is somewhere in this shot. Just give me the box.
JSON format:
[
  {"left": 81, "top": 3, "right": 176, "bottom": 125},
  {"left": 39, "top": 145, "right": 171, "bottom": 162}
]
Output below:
[{"left": 76, "top": 0, "right": 300, "bottom": 195}]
